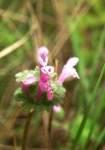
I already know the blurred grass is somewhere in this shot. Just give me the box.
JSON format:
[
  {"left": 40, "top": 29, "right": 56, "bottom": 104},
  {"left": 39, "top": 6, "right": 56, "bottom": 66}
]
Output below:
[
  {"left": 0, "top": 0, "right": 105, "bottom": 149},
  {"left": 71, "top": 64, "right": 105, "bottom": 150}
]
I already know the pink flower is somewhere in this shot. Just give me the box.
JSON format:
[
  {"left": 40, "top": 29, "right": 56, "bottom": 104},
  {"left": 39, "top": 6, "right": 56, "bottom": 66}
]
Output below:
[
  {"left": 37, "top": 47, "right": 79, "bottom": 101},
  {"left": 37, "top": 46, "right": 54, "bottom": 101},
  {"left": 58, "top": 57, "right": 80, "bottom": 84},
  {"left": 38, "top": 74, "right": 53, "bottom": 101},
  {"left": 21, "top": 75, "right": 37, "bottom": 96}
]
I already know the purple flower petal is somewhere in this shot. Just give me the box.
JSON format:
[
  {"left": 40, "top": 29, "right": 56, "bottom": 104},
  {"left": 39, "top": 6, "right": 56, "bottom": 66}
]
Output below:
[
  {"left": 40, "top": 74, "right": 50, "bottom": 83},
  {"left": 23, "top": 75, "right": 37, "bottom": 86},
  {"left": 58, "top": 57, "right": 80, "bottom": 84},
  {"left": 41, "top": 66, "right": 54, "bottom": 74},
  {"left": 66, "top": 57, "right": 79, "bottom": 67},
  {"left": 38, "top": 46, "right": 49, "bottom": 67},
  {"left": 47, "top": 89, "right": 53, "bottom": 101},
  {"left": 21, "top": 82, "right": 29, "bottom": 96},
  {"left": 37, "top": 85, "right": 42, "bottom": 100},
  {"left": 21, "top": 75, "right": 37, "bottom": 96}
]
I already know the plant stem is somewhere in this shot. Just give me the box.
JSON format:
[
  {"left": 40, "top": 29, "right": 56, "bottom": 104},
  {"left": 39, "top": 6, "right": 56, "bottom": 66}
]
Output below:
[
  {"left": 48, "top": 109, "right": 53, "bottom": 150},
  {"left": 22, "top": 111, "right": 34, "bottom": 150}
]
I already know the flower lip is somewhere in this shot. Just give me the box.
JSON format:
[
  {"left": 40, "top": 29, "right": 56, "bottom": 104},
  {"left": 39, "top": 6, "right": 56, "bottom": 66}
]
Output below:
[
  {"left": 23, "top": 75, "right": 37, "bottom": 86},
  {"left": 38, "top": 46, "right": 49, "bottom": 55},
  {"left": 66, "top": 57, "right": 79, "bottom": 67},
  {"left": 38, "top": 46, "right": 49, "bottom": 66},
  {"left": 58, "top": 57, "right": 80, "bottom": 84},
  {"left": 41, "top": 66, "right": 54, "bottom": 74}
]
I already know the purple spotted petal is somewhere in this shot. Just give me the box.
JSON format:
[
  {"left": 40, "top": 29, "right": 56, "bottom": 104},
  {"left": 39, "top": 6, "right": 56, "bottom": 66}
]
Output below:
[
  {"left": 47, "top": 89, "right": 53, "bottom": 101},
  {"left": 41, "top": 66, "right": 54, "bottom": 74},
  {"left": 38, "top": 74, "right": 53, "bottom": 101},
  {"left": 38, "top": 46, "right": 49, "bottom": 67}
]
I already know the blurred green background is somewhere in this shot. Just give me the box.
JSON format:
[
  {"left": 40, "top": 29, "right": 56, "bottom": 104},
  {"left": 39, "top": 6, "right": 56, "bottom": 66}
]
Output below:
[{"left": 0, "top": 0, "right": 105, "bottom": 149}]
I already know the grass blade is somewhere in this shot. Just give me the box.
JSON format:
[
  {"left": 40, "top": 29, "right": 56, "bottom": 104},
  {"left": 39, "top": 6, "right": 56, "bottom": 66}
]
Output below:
[
  {"left": 71, "top": 64, "right": 105, "bottom": 150},
  {"left": 93, "top": 128, "right": 105, "bottom": 150},
  {"left": 83, "top": 90, "right": 105, "bottom": 150}
]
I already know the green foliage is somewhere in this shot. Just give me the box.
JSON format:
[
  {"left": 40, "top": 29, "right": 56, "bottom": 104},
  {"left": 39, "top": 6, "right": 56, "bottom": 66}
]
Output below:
[
  {"left": 54, "top": 108, "right": 65, "bottom": 120},
  {"left": 22, "top": 100, "right": 35, "bottom": 112},
  {"left": 51, "top": 80, "right": 66, "bottom": 98},
  {"left": 35, "top": 94, "right": 63, "bottom": 112},
  {"left": 14, "top": 87, "right": 36, "bottom": 112},
  {"left": 14, "top": 87, "right": 63, "bottom": 112},
  {"left": 1, "top": 0, "right": 105, "bottom": 149},
  {"left": 93, "top": 128, "right": 105, "bottom": 150},
  {"left": 14, "top": 88, "right": 26, "bottom": 102},
  {"left": 15, "top": 67, "right": 40, "bottom": 83},
  {"left": 15, "top": 65, "right": 65, "bottom": 112},
  {"left": 70, "top": 114, "right": 99, "bottom": 148},
  {"left": 71, "top": 64, "right": 105, "bottom": 150}
]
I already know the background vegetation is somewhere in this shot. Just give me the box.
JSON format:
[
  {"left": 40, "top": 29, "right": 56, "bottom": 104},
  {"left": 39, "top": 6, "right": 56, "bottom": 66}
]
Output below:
[{"left": 0, "top": 0, "right": 105, "bottom": 149}]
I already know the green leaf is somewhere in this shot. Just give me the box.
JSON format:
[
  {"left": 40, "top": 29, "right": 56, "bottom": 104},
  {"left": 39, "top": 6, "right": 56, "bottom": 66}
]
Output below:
[
  {"left": 14, "top": 82, "right": 63, "bottom": 112},
  {"left": 22, "top": 101, "right": 35, "bottom": 112},
  {"left": 51, "top": 80, "right": 66, "bottom": 98},
  {"left": 34, "top": 92, "right": 63, "bottom": 112},
  {"left": 14, "top": 88, "right": 26, "bottom": 102},
  {"left": 52, "top": 97, "right": 63, "bottom": 105},
  {"left": 34, "top": 66, "right": 40, "bottom": 79}
]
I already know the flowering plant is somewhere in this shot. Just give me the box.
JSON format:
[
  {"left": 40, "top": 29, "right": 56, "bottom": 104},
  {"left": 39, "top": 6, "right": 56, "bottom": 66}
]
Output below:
[{"left": 14, "top": 46, "right": 79, "bottom": 112}]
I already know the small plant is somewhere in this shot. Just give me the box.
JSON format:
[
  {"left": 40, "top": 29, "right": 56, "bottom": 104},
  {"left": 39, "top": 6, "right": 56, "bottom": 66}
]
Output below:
[
  {"left": 15, "top": 46, "right": 79, "bottom": 112},
  {"left": 14, "top": 46, "right": 79, "bottom": 149}
]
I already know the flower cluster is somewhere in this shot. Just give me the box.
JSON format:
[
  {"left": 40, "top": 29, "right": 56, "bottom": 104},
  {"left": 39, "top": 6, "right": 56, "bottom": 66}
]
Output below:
[{"left": 14, "top": 46, "right": 79, "bottom": 112}]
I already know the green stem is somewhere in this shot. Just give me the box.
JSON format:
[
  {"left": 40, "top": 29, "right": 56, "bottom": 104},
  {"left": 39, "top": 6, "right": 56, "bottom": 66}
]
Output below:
[
  {"left": 22, "top": 111, "right": 34, "bottom": 150},
  {"left": 48, "top": 109, "right": 53, "bottom": 150}
]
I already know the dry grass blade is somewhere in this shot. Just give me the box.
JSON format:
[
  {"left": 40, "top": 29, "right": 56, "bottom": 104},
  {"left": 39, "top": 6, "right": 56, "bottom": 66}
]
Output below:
[
  {"left": 0, "top": 105, "right": 21, "bottom": 139},
  {"left": 51, "top": 0, "right": 66, "bottom": 31},
  {"left": 0, "top": 8, "right": 28, "bottom": 23},
  {"left": 0, "top": 25, "right": 35, "bottom": 59},
  {"left": 0, "top": 144, "right": 46, "bottom": 150},
  {"left": 49, "top": 0, "right": 97, "bottom": 61},
  {"left": 25, "top": 0, "right": 42, "bottom": 63}
]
